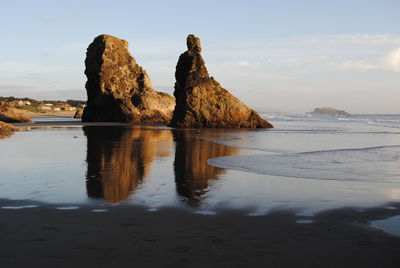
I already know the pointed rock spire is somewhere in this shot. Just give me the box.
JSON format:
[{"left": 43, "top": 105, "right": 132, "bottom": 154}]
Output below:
[{"left": 171, "top": 34, "right": 273, "bottom": 128}]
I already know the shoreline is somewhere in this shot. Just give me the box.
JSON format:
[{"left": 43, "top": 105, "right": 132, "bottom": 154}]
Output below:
[
  {"left": 2, "top": 119, "right": 400, "bottom": 266},
  {"left": 18, "top": 110, "right": 76, "bottom": 119},
  {"left": 12, "top": 121, "right": 172, "bottom": 128},
  {"left": 1, "top": 199, "right": 400, "bottom": 267}
]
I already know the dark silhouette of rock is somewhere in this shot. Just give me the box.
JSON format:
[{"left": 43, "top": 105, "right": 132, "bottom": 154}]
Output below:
[
  {"left": 82, "top": 34, "right": 175, "bottom": 123},
  {"left": 309, "top": 107, "right": 350, "bottom": 116},
  {"left": 171, "top": 34, "right": 273, "bottom": 128},
  {"left": 0, "top": 102, "right": 31, "bottom": 123}
]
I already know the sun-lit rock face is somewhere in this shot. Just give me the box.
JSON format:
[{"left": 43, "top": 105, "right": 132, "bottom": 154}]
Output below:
[
  {"left": 82, "top": 34, "right": 175, "bottom": 123},
  {"left": 73, "top": 109, "right": 83, "bottom": 119},
  {"left": 0, "top": 102, "right": 31, "bottom": 123},
  {"left": 0, "top": 121, "right": 19, "bottom": 139},
  {"left": 171, "top": 34, "right": 273, "bottom": 128}
]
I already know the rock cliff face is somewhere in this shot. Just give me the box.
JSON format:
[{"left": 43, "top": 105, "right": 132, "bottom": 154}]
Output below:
[
  {"left": 82, "top": 34, "right": 175, "bottom": 123},
  {"left": 170, "top": 34, "right": 273, "bottom": 128},
  {"left": 0, "top": 102, "right": 31, "bottom": 123}
]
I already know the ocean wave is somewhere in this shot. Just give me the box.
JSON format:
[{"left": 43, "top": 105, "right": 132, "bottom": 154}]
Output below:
[
  {"left": 208, "top": 145, "right": 400, "bottom": 183},
  {"left": 298, "top": 144, "right": 400, "bottom": 155},
  {"left": 368, "top": 121, "right": 400, "bottom": 129},
  {"left": 261, "top": 113, "right": 400, "bottom": 128}
]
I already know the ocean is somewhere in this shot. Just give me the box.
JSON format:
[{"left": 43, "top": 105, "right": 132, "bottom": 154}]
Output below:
[{"left": 0, "top": 113, "right": 399, "bottom": 216}]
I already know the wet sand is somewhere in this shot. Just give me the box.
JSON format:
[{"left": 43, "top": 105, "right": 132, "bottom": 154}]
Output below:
[
  {"left": 14, "top": 121, "right": 166, "bottom": 127},
  {"left": 11, "top": 110, "right": 76, "bottom": 119},
  {"left": 1, "top": 200, "right": 400, "bottom": 267},
  {"left": 3, "top": 121, "right": 400, "bottom": 267}
]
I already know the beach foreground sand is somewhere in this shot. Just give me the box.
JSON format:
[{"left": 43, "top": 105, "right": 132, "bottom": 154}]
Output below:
[
  {"left": 15, "top": 110, "right": 76, "bottom": 119},
  {"left": 1, "top": 200, "right": 400, "bottom": 267},
  {"left": 3, "top": 121, "right": 400, "bottom": 267}
]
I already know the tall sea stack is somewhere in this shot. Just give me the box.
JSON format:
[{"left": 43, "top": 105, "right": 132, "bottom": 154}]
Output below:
[
  {"left": 82, "top": 34, "right": 175, "bottom": 123},
  {"left": 170, "top": 34, "right": 273, "bottom": 128}
]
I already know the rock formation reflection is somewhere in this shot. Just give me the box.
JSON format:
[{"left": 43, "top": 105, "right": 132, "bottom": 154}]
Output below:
[
  {"left": 84, "top": 126, "right": 173, "bottom": 203},
  {"left": 173, "top": 130, "right": 240, "bottom": 207},
  {"left": 0, "top": 132, "right": 14, "bottom": 139}
]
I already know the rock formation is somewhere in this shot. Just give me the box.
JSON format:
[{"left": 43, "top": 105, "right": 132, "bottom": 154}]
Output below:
[
  {"left": 73, "top": 109, "right": 83, "bottom": 119},
  {"left": 0, "top": 101, "right": 31, "bottom": 123},
  {"left": 170, "top": 34, "right": 273, "bottom": 128},
  {"left": 82, "top": 34, "right": 175, "bottom": 123},
  {"left": 0, "top": 121, "right": 19, "bottom": 139},
  {"left": 309, "top": 107, "right": 350, "bottom": 116}
]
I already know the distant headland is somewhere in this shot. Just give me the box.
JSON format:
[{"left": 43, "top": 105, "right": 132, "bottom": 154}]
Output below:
[
  {"left": 0, "top": 97, "right": 85, "bottom": 121},
  {"left": 308, "top": 107, "right": 351, "bottom": 117}
]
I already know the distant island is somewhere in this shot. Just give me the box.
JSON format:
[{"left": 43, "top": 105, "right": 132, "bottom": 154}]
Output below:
[{"left": 308, "top": 107, "right": 350, "bottom": 116}]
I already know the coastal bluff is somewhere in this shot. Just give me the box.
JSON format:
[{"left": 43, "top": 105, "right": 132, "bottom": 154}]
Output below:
[
  {"left": 82, "top": 34, "right": 175, "bottom": 123},
  {"left": 170, "top": 34, "right": 272, "bottom": 128}
]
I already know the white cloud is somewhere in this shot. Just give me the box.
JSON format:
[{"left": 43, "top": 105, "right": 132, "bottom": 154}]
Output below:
[
  {"left": 386, "top": 47, "right": 400, "bottom": 72},
  {"left": 335, "top": 60, "right": 379, "bottom": 71},
  {"left": 237, "top": 61, "right": 251, "bottom": 67},
  {"left": 0, "top": 61, "right": 63, "bottom": 74}
]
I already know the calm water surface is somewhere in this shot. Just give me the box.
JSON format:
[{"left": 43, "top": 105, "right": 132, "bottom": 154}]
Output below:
[{"left": 1, "top": 114, "right": 400, "bottom": 215}]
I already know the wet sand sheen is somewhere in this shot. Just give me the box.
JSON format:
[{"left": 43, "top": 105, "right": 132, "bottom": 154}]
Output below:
[
  {"left": 1, "top": 200, "right": 400, "bottom": 267},
  {"left": 2, "top": 122, "right": 400, "bottom": 214},
  {"left": 1, "top": 120, "right": 400, "bottom": 266}
]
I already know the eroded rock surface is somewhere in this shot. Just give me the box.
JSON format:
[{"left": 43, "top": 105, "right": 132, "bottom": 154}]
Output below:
[
  {"left": 0, "top": 121, "right": 19, "bottom": 139},
  {"left": 171, "top": 34, "right": 272, "bottom": 128},
  {"left": 82, "top": 34, "right": 175, "bottom": 123},
  {"left": 73, "top": 109, "right": 83, "bottom": 119},
  {"left": 0, "top": 102, "right": 31, "bottom": 123}
]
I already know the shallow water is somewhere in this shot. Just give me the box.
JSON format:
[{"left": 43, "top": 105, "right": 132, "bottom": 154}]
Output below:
[
  {"left": 1, "top": 114, "right": 400, "bottom": 216},
  {"left": 371, "top": 215, "right": 400, "bottom": 236}
]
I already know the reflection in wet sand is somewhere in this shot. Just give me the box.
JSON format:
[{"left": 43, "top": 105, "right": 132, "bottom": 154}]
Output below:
[
  {"left": 84, "top": 126, "right": 173, "bottom": 203},
  {"left": 173, "top": 130, "right": 239, "bottom": 206}
]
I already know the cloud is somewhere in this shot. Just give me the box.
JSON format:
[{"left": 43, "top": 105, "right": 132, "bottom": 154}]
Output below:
[
  {"left": 0, "top": 84, "right": 31, "bottom": 90},
  {"left": 0, "top": 61, "right": 63, "bottom": 74},
  {"left": 386, "top": 47, "right": 400, "bottom": 72},
  {"left": 0, "top": 84, "right": 33, "bottom": 97},
  {"left": 335, "top": 60, "right": 379, "bottom": 71},
  {"left": 237, "top": 61, "right": 251, "bottom": 67}
]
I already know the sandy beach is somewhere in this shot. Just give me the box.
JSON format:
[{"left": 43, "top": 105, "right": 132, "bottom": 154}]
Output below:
[
  {"left": 1, "top": 200, "right": 400, "bottom": 267},
  {"left": 19, "top": 110, "right": 76, "bottom": 119},
  {"left": 2, "top": 120, "right": 400, "bottom": 267}
]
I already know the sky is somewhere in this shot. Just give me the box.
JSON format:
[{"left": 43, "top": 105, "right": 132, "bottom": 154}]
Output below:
[{"left": 0, "top": 0, "right": 399, "bottom": 114}]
